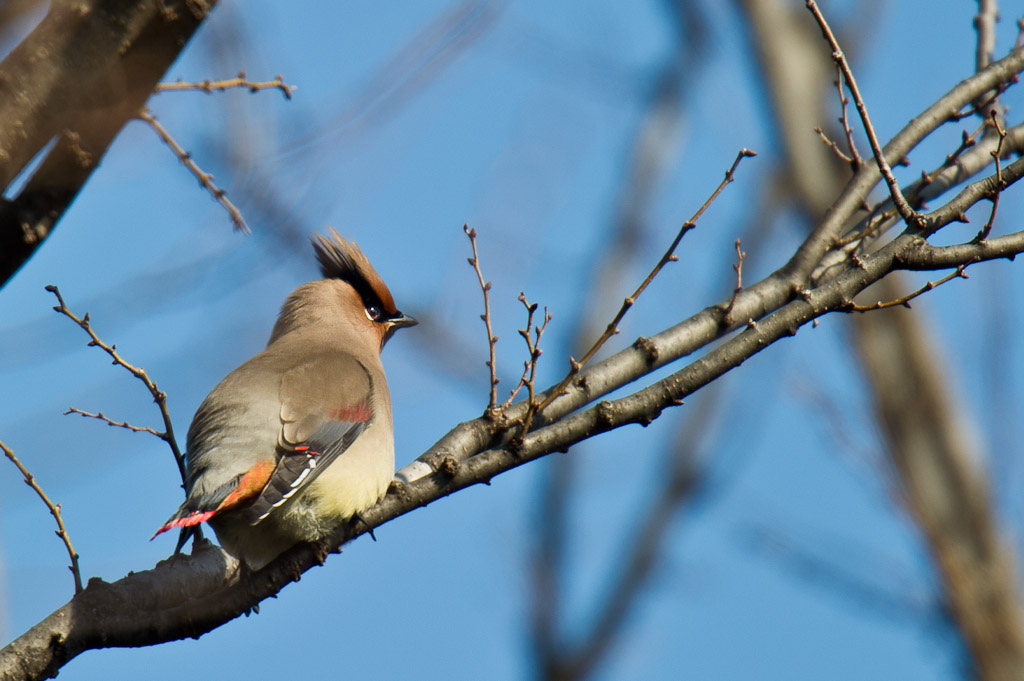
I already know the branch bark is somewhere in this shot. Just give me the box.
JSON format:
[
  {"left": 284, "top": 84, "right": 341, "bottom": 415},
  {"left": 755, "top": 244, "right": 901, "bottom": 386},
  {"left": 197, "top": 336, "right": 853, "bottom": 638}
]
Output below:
[{"left": 0, "top": 0, "right": 217, "bottom": 287}]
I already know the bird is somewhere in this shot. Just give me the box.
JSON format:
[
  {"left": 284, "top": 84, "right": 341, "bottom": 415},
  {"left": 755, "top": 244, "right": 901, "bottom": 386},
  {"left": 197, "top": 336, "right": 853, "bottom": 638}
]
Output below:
[{"left": 153, "top": 229, "right": 417, "bottom": 569}]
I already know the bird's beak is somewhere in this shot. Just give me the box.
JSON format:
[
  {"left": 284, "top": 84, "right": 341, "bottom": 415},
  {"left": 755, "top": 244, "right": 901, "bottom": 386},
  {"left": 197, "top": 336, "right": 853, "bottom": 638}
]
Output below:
[
  {"left": 382, "top": 312, "right": 417, "bottom": 347},
  {"left": 388, "top": 312, "right": 418, "bottom": 330}
]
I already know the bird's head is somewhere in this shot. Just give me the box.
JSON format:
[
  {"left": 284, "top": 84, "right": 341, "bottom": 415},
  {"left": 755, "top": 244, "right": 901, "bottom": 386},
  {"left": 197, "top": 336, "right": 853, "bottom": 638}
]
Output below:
[{"left": 268, "top": 228, "right": 417, "bottom": 351}]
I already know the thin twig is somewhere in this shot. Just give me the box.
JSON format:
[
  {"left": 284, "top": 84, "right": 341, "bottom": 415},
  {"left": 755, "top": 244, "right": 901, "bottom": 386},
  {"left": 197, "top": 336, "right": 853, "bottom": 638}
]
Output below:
[
  {"left": 836, "top": 207, "right": 896, "bottom": 248},
  {"left": 814, "top": 126, "right": 854, "bottom": 165},
  {"left": 464, "top": 225, "right": 500, "bottom": 414},
  {"left": 975, "top": 110, "right": 1008, "bottom": 242},
  {"left": 64, "top": 407, "right": 164, "bottom": 438},
  {"left": 501, "top": 299, "right": 540, "bottom": 410},
  {"left": 137, "top": 108, "right": 249, "bottom": 234},
  {"left": 1, "top": 439, "right": 82, "bottom": 593},
  {"left": 952, "top": 124, "right": 983, "bottom": 161},
  {"left": 950, "top": 83, "right": 1013, "bottom": 122},
  {"left": 515, "top": 294, "right": 553, "bottom": 438},
  {"left": 806, "top": 1, "right": 920, "bottom": 228},
  {"left": 156, "top": 71, "right": 296, "bottom": 99},
  {"left": 845, "top": 266, "right": 968, "bottom": 312},
  {"left": 502, "top": 360, "right": 532, "bottom": 411},
  {"left": 938, "top": 123, "right": 984, "bottom": 178},
  {"left": 833, "top": 65, "right": 863, "bottom": 168},
  {"left": 45, "top": 285, "right": 186, "bottom": 485},
  {"left": 838, "top": 118, "right": 991, "bottom": 250},
  {"left": 723, "top": 239, "right": 746, "bottom": 324},
  {"left": 840, "top": 123, "right": 985, "bottom": 248},
  {"left": 536, "top": 148, "right": 756, "bottom": 414}
]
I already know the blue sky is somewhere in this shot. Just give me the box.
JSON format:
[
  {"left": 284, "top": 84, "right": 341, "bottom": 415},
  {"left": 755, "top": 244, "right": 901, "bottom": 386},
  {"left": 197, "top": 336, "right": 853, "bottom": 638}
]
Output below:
[{"left": 3, "top": 1, "right": 1024, "bottom": 679}]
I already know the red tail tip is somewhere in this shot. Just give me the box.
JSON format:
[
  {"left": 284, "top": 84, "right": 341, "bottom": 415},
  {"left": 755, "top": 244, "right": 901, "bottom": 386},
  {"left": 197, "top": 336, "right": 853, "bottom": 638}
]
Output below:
[{"left": 150, "top": 510, "right": 216, "bottom": 541}]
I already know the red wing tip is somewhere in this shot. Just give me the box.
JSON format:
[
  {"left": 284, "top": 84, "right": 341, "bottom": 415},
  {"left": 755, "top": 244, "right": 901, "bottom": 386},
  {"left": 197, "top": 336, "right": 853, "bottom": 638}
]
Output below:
[
  {"left": 150, "top": 510, "right": 217, "bottom": 540},
  {"left": 327, "top": 402, "right": 372, "bottom": 422}
]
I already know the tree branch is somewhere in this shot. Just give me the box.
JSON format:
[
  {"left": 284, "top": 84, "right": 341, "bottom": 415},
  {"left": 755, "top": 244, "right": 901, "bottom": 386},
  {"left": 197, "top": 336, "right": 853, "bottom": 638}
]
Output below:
[
  {"left": 137, "top": 108, "right": 249, "bottom": 233},
  {"left": 535, "top": 148, "right": 756, "bottom": 416},
  {"left": 155, "top": 72, "right": 295, "bottom": 99},
  {"left": 1, "top": 440, "right": 82, "bottom": 594},
  {"left": 806, "top": 1, "right": 919, "bottom": 227},
  {"left": 46, "top": 285, "right": 185, "bottom": 485},
  {"left": 463, "top": 225, "right": 500, "bottom": 412},
  {"left": 0, "top": 0, "right": 217, "bottom": 288}
]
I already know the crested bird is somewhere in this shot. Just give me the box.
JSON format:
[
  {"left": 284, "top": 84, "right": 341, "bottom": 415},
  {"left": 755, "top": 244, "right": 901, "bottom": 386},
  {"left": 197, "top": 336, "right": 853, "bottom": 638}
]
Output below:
[{"left": 153, "top": 229, "right": 416, "bottom": 569}]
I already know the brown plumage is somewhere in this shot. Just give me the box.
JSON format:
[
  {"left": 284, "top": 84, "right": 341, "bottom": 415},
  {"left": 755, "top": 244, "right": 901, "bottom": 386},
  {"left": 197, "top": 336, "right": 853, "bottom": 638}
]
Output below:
[{"left": 155, "top": 230, "right": 416, "bottom": 569}]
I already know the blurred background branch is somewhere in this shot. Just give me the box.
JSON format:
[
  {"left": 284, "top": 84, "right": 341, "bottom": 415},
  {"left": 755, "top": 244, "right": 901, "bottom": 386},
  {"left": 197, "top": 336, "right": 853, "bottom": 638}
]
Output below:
[{"left": 738, "top": 1, "right": 1024, "bottom": 679}]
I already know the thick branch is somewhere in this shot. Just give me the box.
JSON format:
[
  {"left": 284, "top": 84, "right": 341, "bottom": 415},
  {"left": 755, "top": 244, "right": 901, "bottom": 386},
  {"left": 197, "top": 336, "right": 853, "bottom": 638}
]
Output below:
[{"left": 0, "top": 0, "right": 217, "bottom": 287}]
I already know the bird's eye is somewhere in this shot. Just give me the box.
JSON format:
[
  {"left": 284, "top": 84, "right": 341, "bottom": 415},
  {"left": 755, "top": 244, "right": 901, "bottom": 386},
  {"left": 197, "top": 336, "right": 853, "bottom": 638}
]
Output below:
[{"left": 365, "top": 305, "right": 382, "bottom": 322}]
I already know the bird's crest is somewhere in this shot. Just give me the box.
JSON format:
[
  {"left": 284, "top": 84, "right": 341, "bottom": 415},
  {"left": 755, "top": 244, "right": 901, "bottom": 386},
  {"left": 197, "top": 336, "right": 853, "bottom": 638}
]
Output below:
[{"left": 312, "top": 228, "right": 398, "bottom": 315}]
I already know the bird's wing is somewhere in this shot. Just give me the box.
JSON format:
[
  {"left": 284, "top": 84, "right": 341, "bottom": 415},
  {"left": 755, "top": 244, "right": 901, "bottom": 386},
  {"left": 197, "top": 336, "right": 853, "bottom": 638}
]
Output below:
[
  {"left": 153, "top": 353, "right": 374, "bottom": 541},
  {"left": 238, "top": 353, "right": 375, "bottom": 526}
]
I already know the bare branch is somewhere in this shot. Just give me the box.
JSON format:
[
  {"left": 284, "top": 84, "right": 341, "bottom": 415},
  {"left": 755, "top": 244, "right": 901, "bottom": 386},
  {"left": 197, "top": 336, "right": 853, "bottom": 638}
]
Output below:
[
  {"left": 45, "top": 285, "right": 185, "bottom": 485},
  {"left": 806, "top": 1, "right": 920, "bottom": 227},
  {"left": 832, "top": 64, "right": 864, "bottom": 168},
  {"left": 1, "top": 439, "right": 82, "bottom": 594},
  {"left": 800, "top": 48, "right": 1024, "bottom": 290},
  {"left": 513, "top": 294, "right": 552, "bottom": 438},
  {"left": 823, "top": 119, "right": 1021, "bottom": 274},
  {"left": 137, "top": 108, "right": 249, "bottom": 234},
  {"left": 64, "top": 407, "right": 164, "bottom": 439},
  {"left": 536, "top": 148, "right": 756, "bottom": 414},
  {"left": 723, "top": 238, "right": 747, "bottom": 325},
  {"left": 156, "top": 71, "right": 296, "bottom": 99},
  {"left": 8, "top": 138, "right": 1024, "bottom": 681},
  {"left": 845, "top": 266, "right": 968, "bottom": 312},
  {"left": 949, "top": 83, "right": 1013, "bottom": 122},
  {"left": 7, "top": 11, "right": 1024, "bottom": 681},
  {"left": 975, "top": 110, "right": 1008, "bottom": 242},
  {"left": 923, "top": 154, "right": 1024, "bottom": 235},
  {"left": 463, "top": 225, "right": 500, "bottom": 414}
]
